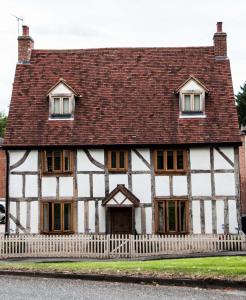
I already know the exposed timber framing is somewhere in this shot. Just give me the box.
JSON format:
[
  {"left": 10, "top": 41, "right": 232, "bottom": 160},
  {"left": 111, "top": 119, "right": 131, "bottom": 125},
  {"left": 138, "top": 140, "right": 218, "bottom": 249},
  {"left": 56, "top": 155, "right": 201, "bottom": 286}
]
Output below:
[
  {"left": 132, "top": 149, "right": 151, "bottom": 169},
  {"left": 84, "top": 149, "right": 105, "bottom": 170},
  {"left": 9, "top": 150, "right": 31, "bottom": 171},
  {"left": 127, "top": 149, "right": 132, "bottom": 191},
  {"left": 9, "top": 213, "right": 28, "bottom": 234},
  {"left": 215, "top": 147, "right": 234, "bottom": 168},
  {"left": 150, "top": 150, "right": 156, "bottom": 233},
  {"left": 234, "top": 146, "right": 241, "bottom": 231},
  {"left": 187, "top": 149, "right": 193, "bottom": 233}
]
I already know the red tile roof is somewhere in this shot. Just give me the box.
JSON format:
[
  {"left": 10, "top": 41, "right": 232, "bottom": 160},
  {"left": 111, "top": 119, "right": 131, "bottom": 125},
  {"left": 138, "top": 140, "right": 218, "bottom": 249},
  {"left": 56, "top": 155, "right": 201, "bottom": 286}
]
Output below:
[{"left": 4, "top": 47, "right": 241, "bottom": 148}]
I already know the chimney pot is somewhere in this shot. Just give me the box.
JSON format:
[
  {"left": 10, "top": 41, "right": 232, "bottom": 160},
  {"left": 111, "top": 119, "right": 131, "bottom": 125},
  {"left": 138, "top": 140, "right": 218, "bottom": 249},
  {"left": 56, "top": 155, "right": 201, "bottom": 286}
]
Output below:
[
  {"left": 217, "top": 22, "right": 223, "bottom": 33},
  {"left": 22, "top": 25, "right": 29, "bottom": 36}
]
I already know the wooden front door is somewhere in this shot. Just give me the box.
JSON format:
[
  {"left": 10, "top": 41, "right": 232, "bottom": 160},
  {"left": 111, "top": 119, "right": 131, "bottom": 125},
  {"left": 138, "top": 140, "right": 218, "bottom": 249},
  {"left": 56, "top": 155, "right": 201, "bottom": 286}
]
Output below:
[{"left": 110, "top": 207, "right": 133, "bottom": 234}]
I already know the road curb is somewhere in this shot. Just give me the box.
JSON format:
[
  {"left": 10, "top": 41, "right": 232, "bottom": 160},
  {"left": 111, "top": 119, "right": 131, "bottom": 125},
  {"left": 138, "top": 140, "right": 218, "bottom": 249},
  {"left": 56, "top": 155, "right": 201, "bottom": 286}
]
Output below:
[{"left": 0, "top": 269, "right": 245, "bottom": 290}]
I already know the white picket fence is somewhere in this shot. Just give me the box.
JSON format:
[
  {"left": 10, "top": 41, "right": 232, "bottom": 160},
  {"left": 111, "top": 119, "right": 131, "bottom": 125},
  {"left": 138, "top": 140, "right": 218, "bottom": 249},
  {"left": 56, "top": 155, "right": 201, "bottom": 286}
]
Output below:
[{"left": 0, "top": 234, "right": 245, "bottom": 259}]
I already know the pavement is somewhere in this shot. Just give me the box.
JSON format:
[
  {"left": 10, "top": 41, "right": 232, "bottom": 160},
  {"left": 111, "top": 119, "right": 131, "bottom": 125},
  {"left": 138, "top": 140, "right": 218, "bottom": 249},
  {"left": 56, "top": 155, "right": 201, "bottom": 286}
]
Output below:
[{"left": 0, "top": 275, "right": 246, "bottom": 300}]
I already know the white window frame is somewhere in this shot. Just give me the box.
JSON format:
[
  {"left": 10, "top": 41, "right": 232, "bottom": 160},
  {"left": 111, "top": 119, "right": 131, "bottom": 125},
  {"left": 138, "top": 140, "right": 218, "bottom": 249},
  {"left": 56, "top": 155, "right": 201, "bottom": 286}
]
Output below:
[
  {"left": 180, "top": 90, "right": 205, "bottom": 115},
  {"left": 51, "top": 96, "right": 72, "bottom": 115}
]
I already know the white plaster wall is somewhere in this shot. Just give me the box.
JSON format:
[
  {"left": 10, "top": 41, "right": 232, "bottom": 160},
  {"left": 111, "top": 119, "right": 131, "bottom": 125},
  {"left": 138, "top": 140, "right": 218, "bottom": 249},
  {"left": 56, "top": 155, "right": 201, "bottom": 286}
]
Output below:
[
  {"left": 89, "top": 201, "right": 95, "bottom": 233},
  {"left": 9, "top": 150, "right": 38, "bottom": 172},
  {"left": 155, "top": 176, "right": 169, "bottom": 197},
  {"left": 9, "top": 202, "right": 16, "bottom": 233},
  {"left": 30, "top": 201, "right": 39, "bottom": 233},
  {"left": 20, "top": 202, "right": 27, "bottom": 230},
  {"left": 214, "top": 173, "right": 235, "bottom": 196},
  {"left": 114, "top": 191, "right": 126, "bottom": 203},
  {"left": 182, "top": 79, "right": 204, "bottom": 91},
  {"left": 132, "top": 174, "right": 151, "bottom": 203},
  {"left": 191, "top": 174, "right": 211, "bottom": 196},
  {"left": 228, "top": 200, "right": 238, "bottom": 234},
  {"left": 190, "top": 148, "right": 210, "bottom": 170},
  {"left": 59, "top": 177, "right": 73, "bottom": 197},
  {"left": 77, "top": 149, "right": 104, "bottom": 171},
  {"left": 50, "top": 82, "right": 71, "bottom": 94},
  {"left": 204, "top": 200, "right": 212, "bottom": 234},
  {"left": 77, "top": 201, "right": 84, "bottom": 233},
  {"left": 25, "top": 175, "right": 38, "bottom": 197},
  {"left": 98, "top": 201, "right": 106, "bottom": 233},
  {"left": 93, "top": 174, "right": 105, "bottom": 197},
  {"left": 173, "top": 176, "right": 187, "bottom": 196},
  {"left": 214, "top": 147, "right": 234, "bottom": 169},
  {"left": 109, "top": 174, "right": 128, "bottom": 192},
  {"left": 42, "top": 177, "right": 56, "bottom": 197},
  {"left": 192, "top": 201, "right": 201, "bottom": 234},
  {"left": 145, "top": 207, "right": 152, "bottom": 234},
  {"left": 78, "top": 174, "right": 90, "bottom": 197},
  {"left": 216, "top": 200, "right": 224, "bottom": 234},
  {"left": 131, "top": 149, "right": 150, "bottom": 171},
  {"left": 135, "top": 207, "right": 141, "bottom": 234},
  {"left": 9, "top": 175, "right": 22, "bottom": 197}
]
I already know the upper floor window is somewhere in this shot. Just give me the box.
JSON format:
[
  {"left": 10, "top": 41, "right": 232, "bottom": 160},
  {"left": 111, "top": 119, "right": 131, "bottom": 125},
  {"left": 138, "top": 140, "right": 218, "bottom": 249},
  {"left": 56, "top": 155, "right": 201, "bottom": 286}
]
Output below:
[
  {"left": 42, "top": 150, "right": 73, "bottom": 174},
  {"left": 154, "top": 149, "right": 187, "bottom": 174},
  {"left": 108, "top": 150, "right": 128, "bottom": 172},
  {"left": 47, "top": 78, "right": 78, "bottom": 120},
  {"left": 176, "top": 76, "right": 208, "bottom": 118}
]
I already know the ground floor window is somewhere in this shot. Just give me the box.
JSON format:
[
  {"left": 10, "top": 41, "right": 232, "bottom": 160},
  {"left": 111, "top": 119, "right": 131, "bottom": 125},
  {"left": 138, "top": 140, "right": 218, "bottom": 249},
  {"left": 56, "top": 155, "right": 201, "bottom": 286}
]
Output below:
[
  {"left": 41, "top": 201, "right": 73, "bottom": 233},
  {"left": 155, "top": 199, "right": 188, "bottom": 234}
]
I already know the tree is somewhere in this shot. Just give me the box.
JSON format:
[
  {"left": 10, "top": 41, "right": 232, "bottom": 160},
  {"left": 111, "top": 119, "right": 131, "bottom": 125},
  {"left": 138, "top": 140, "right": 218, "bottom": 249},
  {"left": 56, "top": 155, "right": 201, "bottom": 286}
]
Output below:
[
  {"left": 0, "top": 112, "right": 7, "bottom": 138},
  {"left": 236, "top": 82, "right": 246, "bottom": 127}
]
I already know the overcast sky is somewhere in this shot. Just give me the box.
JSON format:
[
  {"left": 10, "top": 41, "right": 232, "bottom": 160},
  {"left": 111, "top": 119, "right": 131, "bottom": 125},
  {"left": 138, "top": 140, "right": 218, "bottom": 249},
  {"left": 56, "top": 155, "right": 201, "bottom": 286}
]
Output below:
[{"left": 0, "top": 0, "right": 245, "bottom": 113}]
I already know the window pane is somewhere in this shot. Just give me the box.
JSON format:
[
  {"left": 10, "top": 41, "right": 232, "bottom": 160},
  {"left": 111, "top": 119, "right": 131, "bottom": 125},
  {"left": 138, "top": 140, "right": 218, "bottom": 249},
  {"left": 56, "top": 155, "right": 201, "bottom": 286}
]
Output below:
[
  {"left": 53, "top": 203, "right": 61, "bottom": 231},
  {"left": 119, "top": 151, "right": 125, "bottom": 168},
  {"left": 184, "top": 95, "right": 191, "bottom": 111},
  {"left": 158, "top": 202, "right": 164, "bottom": 232},
  {"left": 63, "top": 98, "right": 70, "bottom": 114},
  {"left": 54, "top": 151, "right": 61, "bottom": 171},
  {"left": 111, "top": 151, "right": 117, "bottom": 168},
  {"left": 54, "top": 98, "right": 60, "bottom": 114},
  {"left": 194, "top": 95, "right": 201, "bottom": 111},
  {"left": 177, "top": 151, "right": 184, "bottom": 170},
  {"left": 167, "top": 151, "right": 174, "bottom": 170},
  {"left": 179, "top": 201, "right": 186, "bottom": 232},
  {"left": 46, "top": 151, "right": 53, "bottom": 172},
  {"left": 64, "top": 151, "right": 70, "bottom": 171},
  {"left": 64, "top": 203, "right": 72, "bottom": 231},
  {"left": 168, "top": 201, "right": 176, "bottom": 232},
  {"left": 43, "top": 204, "right": 49, "bottom": 232},
  {"left": 157, "top": 151, "right": 164, "bottom": 170}
]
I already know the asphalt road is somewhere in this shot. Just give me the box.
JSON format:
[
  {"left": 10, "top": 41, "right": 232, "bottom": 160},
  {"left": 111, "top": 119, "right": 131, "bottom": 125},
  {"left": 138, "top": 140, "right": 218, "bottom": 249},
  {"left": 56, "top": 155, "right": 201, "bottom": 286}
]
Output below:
[{"left": 0, "top": 275, "right": 246, "bottom": 300}]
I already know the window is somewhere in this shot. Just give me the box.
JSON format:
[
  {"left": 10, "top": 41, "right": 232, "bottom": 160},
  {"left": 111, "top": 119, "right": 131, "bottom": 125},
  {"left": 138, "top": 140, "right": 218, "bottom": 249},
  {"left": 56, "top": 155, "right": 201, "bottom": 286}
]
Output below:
[
  {"left": 154, "top": 150, "right": 187, "bottom": 173},
  {"left": 108, "top": 150, "right": 128, "bottom": 172},
  {"left": 0, "top": 204, "right": 5, "bottom": 224},
  {"left": 42, "top": 202, "right": 73, "bottom": 234},
  {"left": 51, "top": 97, "right": 72, "bottom": 117},
  {"left": 181, "top": 93, "right": 203, "bottom": 113},
  {"left": 155, "top": 199, "right": 188, "bottom": 234},
  {"left": 42, "top": 150, "right": 73, "bottom": 174}
]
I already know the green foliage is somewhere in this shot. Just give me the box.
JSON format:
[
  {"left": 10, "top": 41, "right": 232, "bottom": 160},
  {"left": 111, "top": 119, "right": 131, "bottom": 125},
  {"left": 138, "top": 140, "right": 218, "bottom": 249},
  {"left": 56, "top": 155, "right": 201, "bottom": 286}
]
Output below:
[
  {"left": 236, "top": 82, "right": 246, "bottom": 127},
  {"left": 0, "top": 112, "right": 7, "bottom": 138}
]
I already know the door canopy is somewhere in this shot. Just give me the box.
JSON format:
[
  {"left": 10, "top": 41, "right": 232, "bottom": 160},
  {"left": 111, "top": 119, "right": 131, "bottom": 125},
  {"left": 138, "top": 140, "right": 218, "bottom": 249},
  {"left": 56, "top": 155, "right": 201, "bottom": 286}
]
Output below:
[{"left": 102, "top": 184, "right": 140, "bottom": 207}]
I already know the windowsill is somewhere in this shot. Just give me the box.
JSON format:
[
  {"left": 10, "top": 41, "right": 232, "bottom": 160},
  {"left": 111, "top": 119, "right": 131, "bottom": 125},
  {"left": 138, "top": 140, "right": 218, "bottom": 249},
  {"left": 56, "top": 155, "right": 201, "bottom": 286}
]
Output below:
[
  {"left": 49, "top": 115, "right": 74, "bottom": 120},
  {"left": 179, "top": 114, "right": 206, "bottom": 119},
  {"left": 155, "top": 170, "right": 187, "bottom": 175},
  {"left": 108, "top": 169, "right": 128, "bottom": 174},
  {"left": 41, "top": 231, "right": 74, "bottom": 235},
  {"left": 42, "top": 172, "right": 73, "bottom": 177}
]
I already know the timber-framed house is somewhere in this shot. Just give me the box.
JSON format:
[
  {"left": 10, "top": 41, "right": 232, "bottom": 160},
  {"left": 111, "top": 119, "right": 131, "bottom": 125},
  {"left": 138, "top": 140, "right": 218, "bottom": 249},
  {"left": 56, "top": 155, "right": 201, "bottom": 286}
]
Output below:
[{"left": 3, "top": 22, "right": 242, "bottom": 235}]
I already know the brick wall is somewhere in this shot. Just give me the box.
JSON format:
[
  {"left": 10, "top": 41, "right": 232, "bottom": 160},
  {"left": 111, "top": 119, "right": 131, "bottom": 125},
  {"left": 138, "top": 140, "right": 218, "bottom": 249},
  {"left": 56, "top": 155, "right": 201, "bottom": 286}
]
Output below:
[
  {"left": 0, "top": 148, "right": 6, "bottom": 199},
  {"left": 239, "top": 135, "right": 246, "bottom": 216}
]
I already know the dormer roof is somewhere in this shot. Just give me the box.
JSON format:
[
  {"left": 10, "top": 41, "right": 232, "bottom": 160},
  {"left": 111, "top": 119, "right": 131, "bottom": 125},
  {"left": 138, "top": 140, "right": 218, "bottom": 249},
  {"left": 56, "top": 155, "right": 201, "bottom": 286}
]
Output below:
[
  {"left": 176, "top": 75, "right": 209, "bottom": 93},
  {"left": 47, "top": 78, "right": 79, "bottom": 96}
]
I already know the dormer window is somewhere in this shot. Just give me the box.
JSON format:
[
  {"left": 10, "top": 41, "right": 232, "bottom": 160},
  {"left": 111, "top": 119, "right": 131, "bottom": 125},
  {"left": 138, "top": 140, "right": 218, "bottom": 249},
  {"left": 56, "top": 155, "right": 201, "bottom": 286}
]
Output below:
[
  {"left": 182, "top": 93, "right": 202, "bottom": 113},
  {"left": 176, "top": 76, "right": 209, "bottom": 118},
  {"left": 52, "top": 97, "right": 71, "bottom": 116},
  {"left": 47, "top": 78, "right": 78, "bottom": 120}
]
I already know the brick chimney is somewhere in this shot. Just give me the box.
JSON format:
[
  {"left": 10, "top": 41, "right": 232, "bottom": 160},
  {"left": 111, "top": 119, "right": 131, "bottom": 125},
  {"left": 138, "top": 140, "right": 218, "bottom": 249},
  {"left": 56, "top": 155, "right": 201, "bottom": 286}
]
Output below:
[
  {"left": 213, "top": 22, "right": 227, "bottom": 58},
  {"left": 18, "top": 25, "right": 34, "bottom": 63}
]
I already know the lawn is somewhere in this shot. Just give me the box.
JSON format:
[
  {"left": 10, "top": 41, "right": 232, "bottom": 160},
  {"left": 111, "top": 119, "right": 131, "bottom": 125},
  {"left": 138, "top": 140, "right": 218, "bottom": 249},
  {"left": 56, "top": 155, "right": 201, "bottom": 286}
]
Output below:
[{"left": 0, "top": 256, "right": 246, "bottom": 280}]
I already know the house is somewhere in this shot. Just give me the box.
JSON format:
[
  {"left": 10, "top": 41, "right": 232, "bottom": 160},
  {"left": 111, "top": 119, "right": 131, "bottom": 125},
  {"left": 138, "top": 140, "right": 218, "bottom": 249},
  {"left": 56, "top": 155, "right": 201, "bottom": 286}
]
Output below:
[
  {"left": 240, "top": 130, "right": 246, "bottom": 233},
  {"left": 3, "top": 22, "right": 242, "bottom": 235},
  {"left": 0, "top": 138, "right": 6, "bottom": 233}
]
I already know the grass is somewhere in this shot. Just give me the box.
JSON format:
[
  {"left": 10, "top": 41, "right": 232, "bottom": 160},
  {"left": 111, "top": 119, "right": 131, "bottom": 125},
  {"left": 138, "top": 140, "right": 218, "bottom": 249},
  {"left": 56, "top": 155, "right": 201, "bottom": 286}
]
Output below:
[{"left": 0, "top": 256, "right": 246, "bottom": 279}]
